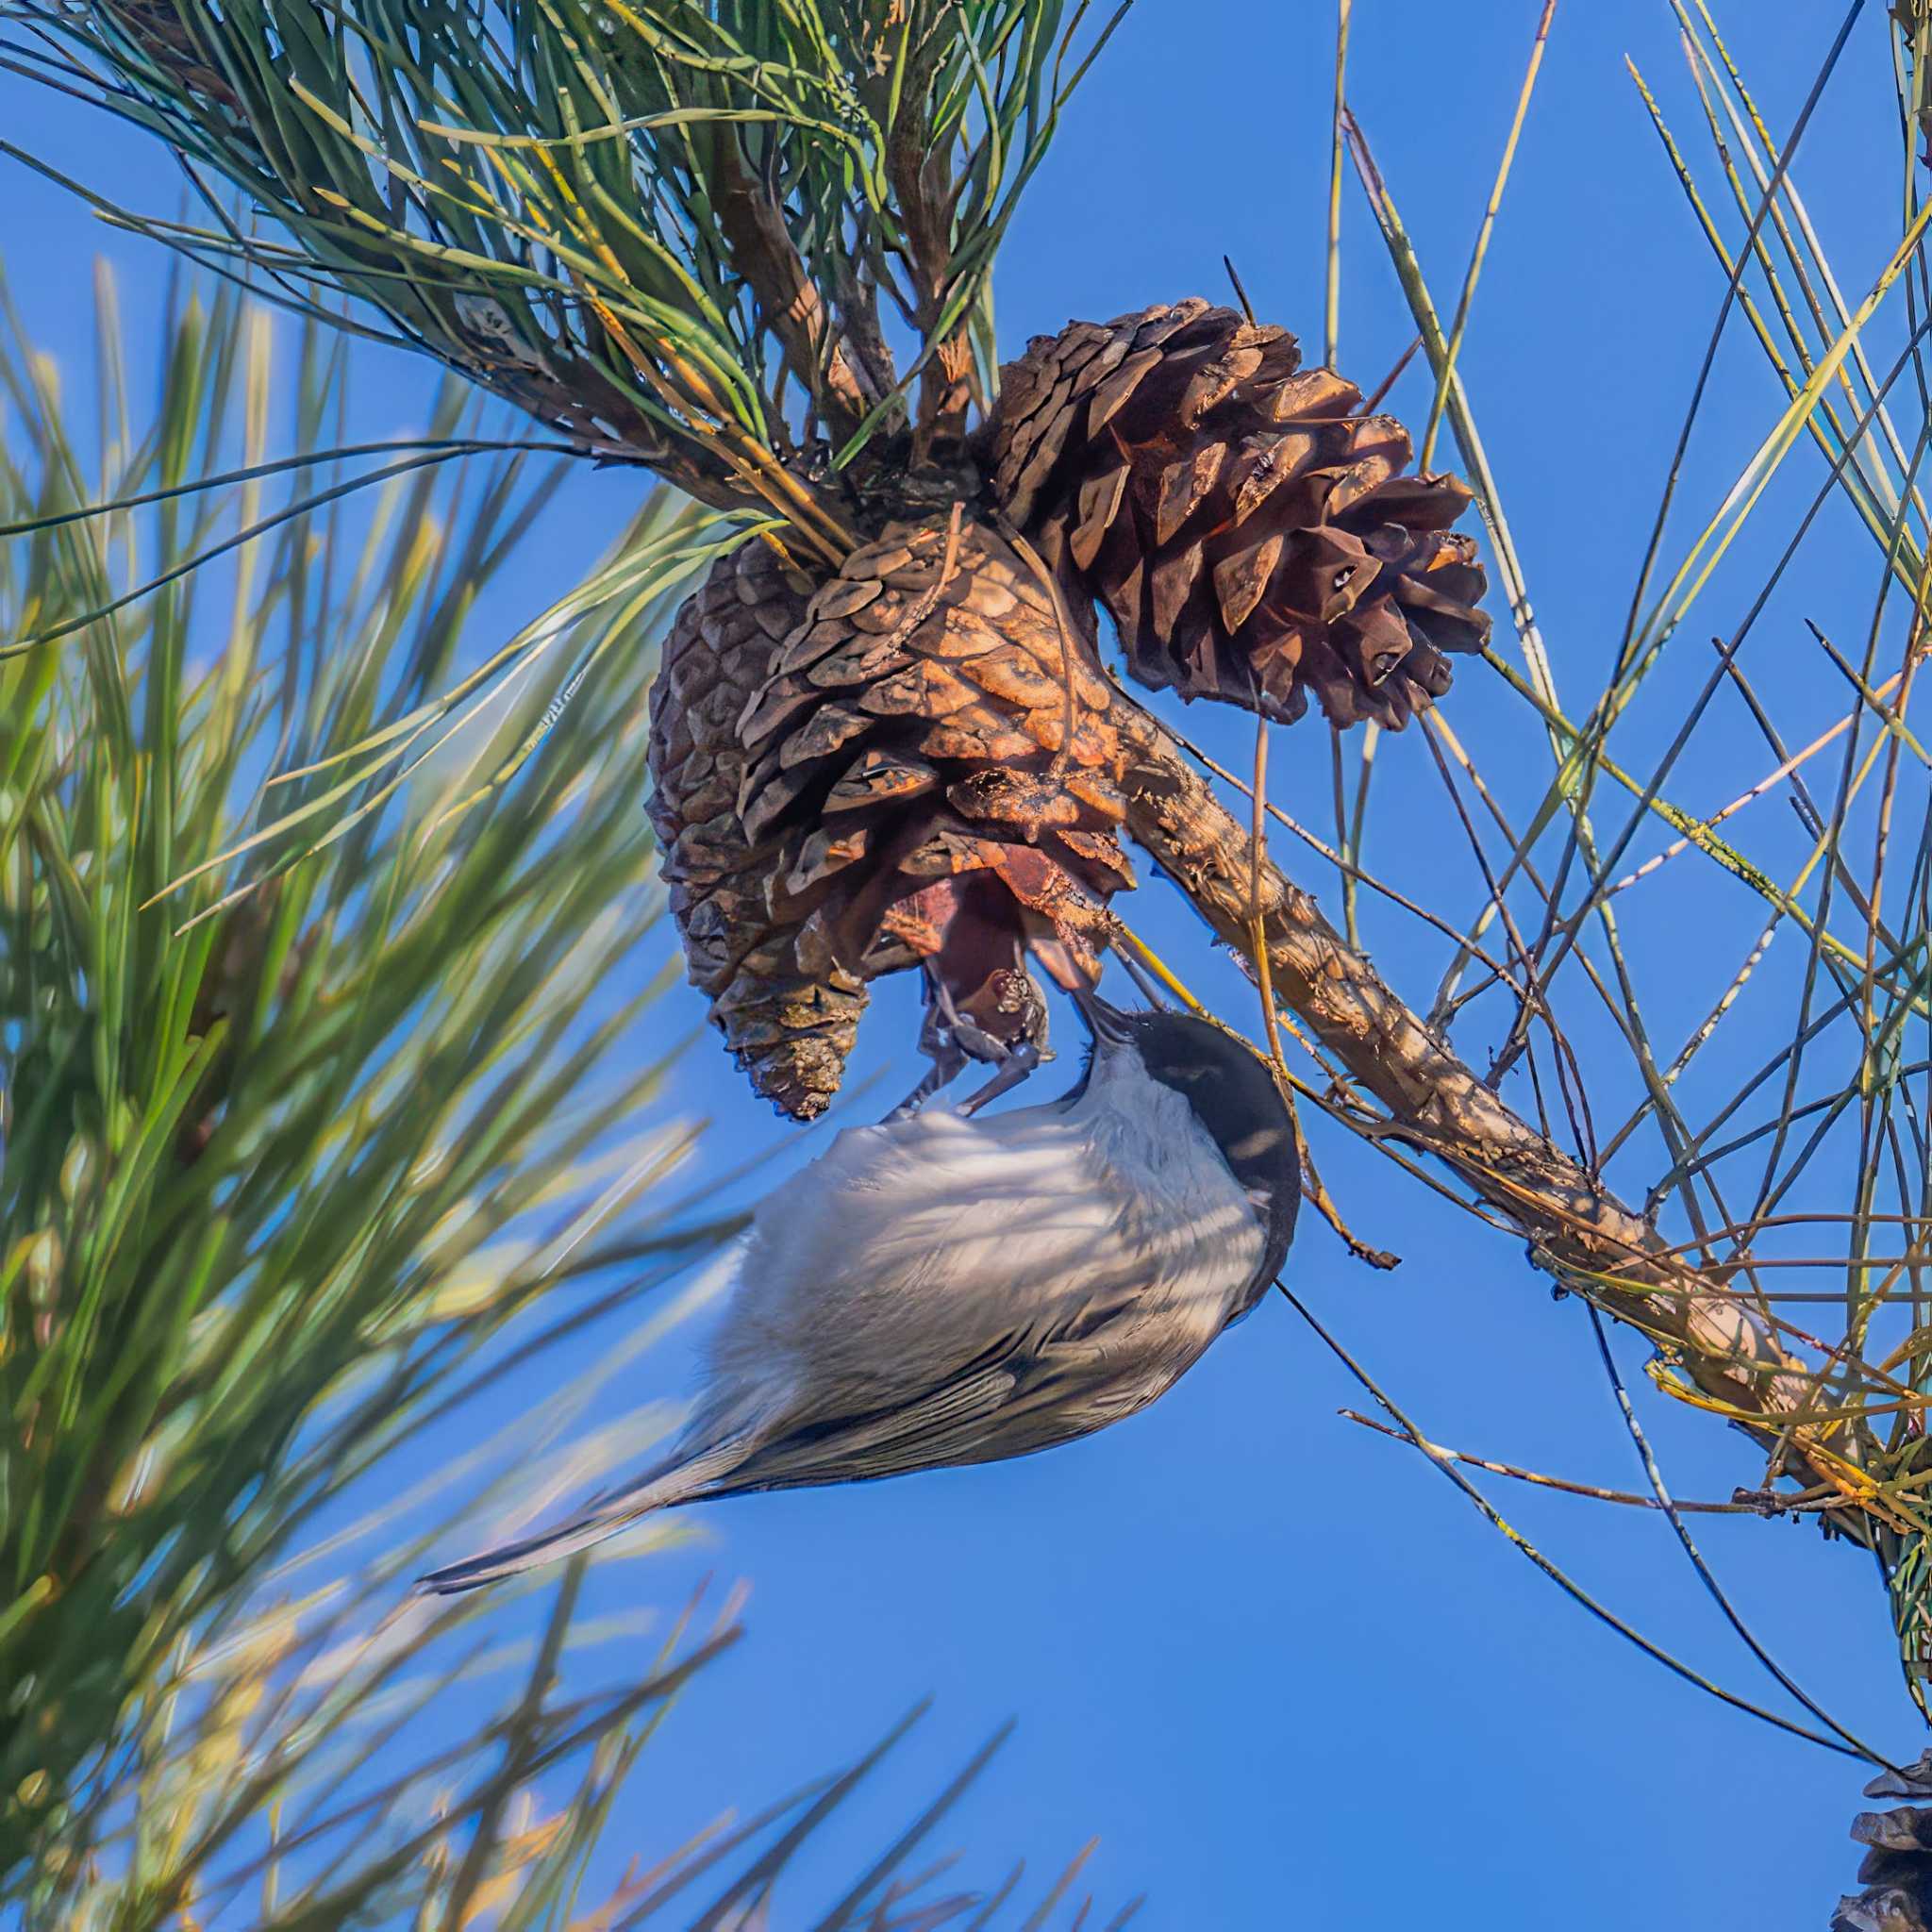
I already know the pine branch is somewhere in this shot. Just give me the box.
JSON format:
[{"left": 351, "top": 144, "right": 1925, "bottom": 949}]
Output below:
[{"left": 1113, "top": 694, "right": 1870, "bottom": 1524}]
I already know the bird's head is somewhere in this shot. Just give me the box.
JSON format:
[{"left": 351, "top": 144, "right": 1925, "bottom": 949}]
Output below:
[{"left": 1073, "top": 986, "right": 1302, "bottom": 1282}]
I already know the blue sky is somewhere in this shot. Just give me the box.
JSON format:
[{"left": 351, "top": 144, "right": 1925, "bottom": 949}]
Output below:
[{"left": 5, "top": 1, "right": 1923, "bottom": 1924}]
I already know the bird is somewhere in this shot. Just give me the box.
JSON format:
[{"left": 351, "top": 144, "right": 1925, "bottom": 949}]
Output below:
[{"left": 418, "top": 986, "right": 1300, "bottom": 1594}]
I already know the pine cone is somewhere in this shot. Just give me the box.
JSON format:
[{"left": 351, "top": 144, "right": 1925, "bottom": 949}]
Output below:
[
  {"left": 738, "top": 514, "right": 1134, "bottom": 1066},
  {"left": 647, "top": 538, "right": 865, "bottom": 1120},
  {"left": 1834, "top": 1760, "right": 1932, "bottom": 1930},
  {"left": 988, "top": 298, "right": 1491, "bottom": 730},
  {"left": 650, "top": 516, "right": 1136, "bottom": 1119}
]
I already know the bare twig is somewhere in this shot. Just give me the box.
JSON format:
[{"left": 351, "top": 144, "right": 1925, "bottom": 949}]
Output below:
[{"left": 1339, "top": 1410, "right": 1846, "bottom": 1514}]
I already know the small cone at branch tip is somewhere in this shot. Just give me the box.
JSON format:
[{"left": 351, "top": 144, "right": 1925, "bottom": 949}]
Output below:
[
  {"left": 986, "top": 297, "right": 1492, "bottom": 730},
  {"left": 650, "top": 517, "right": 1140, "bottom": 1120}
]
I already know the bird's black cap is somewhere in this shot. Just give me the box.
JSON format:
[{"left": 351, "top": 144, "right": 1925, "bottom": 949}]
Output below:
[{"left": 1075, "top": 992, "right": 1301, "bottom": 1302}]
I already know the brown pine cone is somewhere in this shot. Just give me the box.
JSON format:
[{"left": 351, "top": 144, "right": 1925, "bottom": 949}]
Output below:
[
  {"left": 988, "top": 298, "right": 1491, "bottom": 730},
  {"left": 737, "top": 513, "right": 1134, "bottom": 1062},
  {"left": 1833, "top": 1758, "right": 1932, "bottom": 1929},
  {"left": 647, "top": 537, "right": 866, "bottom": 1120},
  {"left": 653, "top": 515, "right": 1136, "bottom": 1119}
]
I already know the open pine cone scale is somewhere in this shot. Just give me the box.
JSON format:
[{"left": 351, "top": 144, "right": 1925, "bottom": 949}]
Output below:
[
  {"left": 738, "top": 519, "right": 1131, "bottom": 977},
  {"left": 646, "top": 539, "right": 870, "bottom": 1119},
  {"left": 990, "top": 297, "right": 1492, "bottom": 730}
]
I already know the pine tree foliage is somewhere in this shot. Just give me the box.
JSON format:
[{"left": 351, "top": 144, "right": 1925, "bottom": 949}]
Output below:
[{"left": 18, "top": 3, "right": 1932, "bottom": 1924}]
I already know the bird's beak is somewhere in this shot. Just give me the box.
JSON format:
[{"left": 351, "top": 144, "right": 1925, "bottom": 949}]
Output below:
[{"left": 1073, "top": 983, "right": 1134, "bottom": 1045}]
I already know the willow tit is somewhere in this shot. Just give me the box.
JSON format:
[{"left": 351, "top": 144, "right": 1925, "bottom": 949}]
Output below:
[{"left": 420, "top": 990, "right": 1299, "bottom": 1593}]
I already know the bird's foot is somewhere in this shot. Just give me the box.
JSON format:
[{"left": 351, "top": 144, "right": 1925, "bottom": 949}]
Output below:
[
  {"left": 932, "top": 975, "right": 1027, "bottom": 1067},
  {"left": 889, "top": 974, "right": 1049, "bottom": 1122},
  {"left": 954, "top": 1039, "right": 1042, "bottom": 1118},
  {"left": 886, "top": 1032, "right": 968, "bottom": 1121},
  {"left": 886, "top": 983, "right": 974, "bottom": 1121}
]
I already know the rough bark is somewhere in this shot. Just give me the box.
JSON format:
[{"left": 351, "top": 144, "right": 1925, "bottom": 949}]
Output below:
[{"left": 881, "top": 41, "right": 974, "bottom": 461}]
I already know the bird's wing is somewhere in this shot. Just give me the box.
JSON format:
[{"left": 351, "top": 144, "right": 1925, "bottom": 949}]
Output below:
[
  {"left": 702, "top": 1074, "right": 1270, "bottom": 1496},
  {"left": 693, "top": 1298, "right": 1181, "bottom": 1498},
  {"left": 710, "top": 1104, "right": 1131, "bottom": 1414},
  {"left": 710, "top": 1362, "right": 1023, "bottom": 1491}
]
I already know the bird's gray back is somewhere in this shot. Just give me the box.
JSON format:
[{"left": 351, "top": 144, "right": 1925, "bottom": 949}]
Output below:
[{"left": 706, "top": 1047, "right": 1263, "bottom": 1458}]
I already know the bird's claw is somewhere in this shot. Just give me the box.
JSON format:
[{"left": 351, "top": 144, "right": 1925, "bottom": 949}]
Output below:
[
  {"left": 887, "top": 968, "right": 1050, "bottom": 1122},
  {"left": 886, "top": 980, "right": 975, "bottom": 1120},
  {"left": 886, "top": 1031, "right": 967, "bottom": 1121},
  {"left": 954, "top": 1039, "right": 1041, "bottom": 1118}
]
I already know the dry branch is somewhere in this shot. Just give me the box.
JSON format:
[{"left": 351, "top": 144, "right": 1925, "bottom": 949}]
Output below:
[{"left": 703, "top": 129, "right": 876, "bottom": 441}]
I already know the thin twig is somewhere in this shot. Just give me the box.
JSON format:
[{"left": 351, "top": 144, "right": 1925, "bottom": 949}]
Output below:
[
  {"left": 1585, "top": 1306, "right": 1894, "bottom": 1769},
  {"left": 1279, "top": 1289, "right": 1868, "bottom": 1759},
  {"left": 1339, "top": 1410, "right": 1846, "bottom": 1514}
]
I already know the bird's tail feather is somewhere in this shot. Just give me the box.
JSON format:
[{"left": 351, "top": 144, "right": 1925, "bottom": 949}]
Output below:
[{"left": 415, "top": 1433, "right": 753, "bottom": 1595}]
